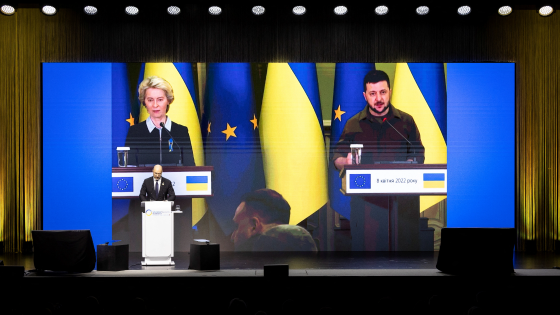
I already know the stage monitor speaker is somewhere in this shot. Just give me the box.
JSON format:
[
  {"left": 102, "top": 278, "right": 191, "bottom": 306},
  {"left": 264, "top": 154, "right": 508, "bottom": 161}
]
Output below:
[
  {"left": 264, "top": 264, "right": 289, "bottom": 277},
  {"left": 436, "top": 228, "right": 516, "bottom": 275},
  {"left": 0, "top": 265, "right": 25, "bottom": 278},
  {"left": 32, "top": 230, "right": 96, "bottom": 273},
  {"left": 189, "top": 243, "right": 220, "bottom": 270}
]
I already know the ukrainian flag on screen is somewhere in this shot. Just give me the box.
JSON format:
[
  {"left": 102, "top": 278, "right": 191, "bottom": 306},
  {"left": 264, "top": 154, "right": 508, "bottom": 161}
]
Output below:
[
  {"left": 186, "top": 176, "right": 209, "bottom": 191},
  {"left": 260, "top": 63, "right": 328, "bottom": 225},
  {"left": 392, "top": 63, "right": 447, "bottom": 211},
  {"left": 349, "top": 174, "right": 371, "bottom": 189},
  {"left": 112, "top": 177, "right": 134, "bottom": 192},
  {"left": 423, "top": 173, "right": 445, "bottom": 188}
]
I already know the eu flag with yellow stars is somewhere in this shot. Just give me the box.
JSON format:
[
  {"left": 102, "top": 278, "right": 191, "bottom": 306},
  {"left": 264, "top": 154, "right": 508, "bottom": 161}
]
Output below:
[
  {"left": 111, "top": 63, "right": 138, "bottom": 167},
  {"left": 328, "top": 63, "right": 375, "bottom": 219},
  {"left": 260, "top": 63, "right": 327, "bottom": 225},
  {"left": 202, "top": 63, "right": 266, "bottom": 236}
]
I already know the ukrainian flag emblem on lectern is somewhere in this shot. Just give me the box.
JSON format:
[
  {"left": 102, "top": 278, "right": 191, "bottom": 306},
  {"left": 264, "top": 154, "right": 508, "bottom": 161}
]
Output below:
[
  {"left": 186, "top": 176, "right": 209, "bottom": 191},
  {"left": 423, "top": 173, "right": 445, "bottom": 188}
]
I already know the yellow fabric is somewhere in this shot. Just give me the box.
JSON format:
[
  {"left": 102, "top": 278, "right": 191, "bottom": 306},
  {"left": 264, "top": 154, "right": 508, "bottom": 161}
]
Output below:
[
  {"left": 260, "top": 63, "right": 328, "bottom": 224},
  {"left": 140, "top": 63, "right": 206, "bottom": 225},
  {"left": 392, "top": 63, "right": 447, "bottom": 211}
]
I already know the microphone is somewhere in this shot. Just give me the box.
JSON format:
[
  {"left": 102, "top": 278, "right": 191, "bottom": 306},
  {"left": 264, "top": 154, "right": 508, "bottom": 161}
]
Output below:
[
  {"left": 160, "top": 122, "right": 183, "bottom": 166},
  {"left": 382, "top": 117, "right": 416, "bottom": 162}
]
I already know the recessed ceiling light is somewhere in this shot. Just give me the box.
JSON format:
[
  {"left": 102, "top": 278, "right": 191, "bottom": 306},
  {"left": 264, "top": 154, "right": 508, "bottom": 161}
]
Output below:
[
  {"left": 84, "top": 6, "right": 98, "bottom": 16},
  {"left": 538, "top": 6, "right": 553, "bottom": 17},
  {"left": 42, "top": 5, "right": 57, "bottom": 16},
  {"left": 209, "top": 6, "right": 222, "bottom": 15},
  {"left": 416, "top": 6, "right": 429, "bottom": 15},
  {"left": 293, "top": 6, "right": 306, "bottom": 15},
  {"left": 1, "top": 4, "right": 16, "bottom": 16},
  {"left": 252, "top": 6, "right": 265, "bottom": 15},
  {"left": 167, "top": 6, "right": 180, "bottom": 15},
  {"left": 375, "top": 5, "right": 388, "bottom": 16},
  {"left": 457, "top": 6, "right": 471, "bottom": 16},
  {"left": 334, "top": 6, "right": 348, "bottom": 16},
  {"left": 125, "top": 6, "right": 139, "bottom": 16},
  {"left": 498, "top": 6, "right": 512, "bottom": 16}
]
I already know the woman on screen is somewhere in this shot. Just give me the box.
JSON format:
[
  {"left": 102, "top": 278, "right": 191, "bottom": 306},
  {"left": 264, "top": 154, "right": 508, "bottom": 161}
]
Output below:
[{"left": 125, "top": 76, "right": 195, "bottom": 166}]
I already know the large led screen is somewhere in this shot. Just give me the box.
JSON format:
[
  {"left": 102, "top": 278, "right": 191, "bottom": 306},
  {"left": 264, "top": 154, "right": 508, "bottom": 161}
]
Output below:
[{"left": 43, "top": 63, "right": 514, "bottom": 251}]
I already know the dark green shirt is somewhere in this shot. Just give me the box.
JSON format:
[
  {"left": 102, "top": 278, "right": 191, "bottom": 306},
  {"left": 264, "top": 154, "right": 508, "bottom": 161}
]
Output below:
[{"left": 333, "top": 103, "right": 425, "bottom": 164}]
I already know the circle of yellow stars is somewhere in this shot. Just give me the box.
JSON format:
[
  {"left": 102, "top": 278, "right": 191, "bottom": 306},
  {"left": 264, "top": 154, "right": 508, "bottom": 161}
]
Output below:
[{"left": 207, "top": 114, "right": 259, "bottom": 141}]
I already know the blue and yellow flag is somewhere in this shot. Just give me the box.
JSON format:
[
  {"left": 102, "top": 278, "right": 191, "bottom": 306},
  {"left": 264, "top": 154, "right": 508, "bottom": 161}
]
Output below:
[
  {"left": 202, "top": 63, "right": 266, "bottom": 235},
  {"left": 260, "top": 63, "right": 328, "bottom": 225},
  {"left": 391, "top": 63, "right": 447, "bottom": 211},
  {"left": 139, "top": 63, "right": 206, "bottom": 225},
  {"left": 328, "top": 63, "right": 375, "bottom": 219},
  {"left": 111, "top": 63, "right": 136, "bottom": 167}
]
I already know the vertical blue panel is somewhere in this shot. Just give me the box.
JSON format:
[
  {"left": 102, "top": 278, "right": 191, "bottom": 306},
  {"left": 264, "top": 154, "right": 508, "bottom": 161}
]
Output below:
[
  {"left": 43, "top": 63, "right": 112, "bottom": 247},
  {"left": 447, "top": 63, "right": 515, "bottom": 227}
]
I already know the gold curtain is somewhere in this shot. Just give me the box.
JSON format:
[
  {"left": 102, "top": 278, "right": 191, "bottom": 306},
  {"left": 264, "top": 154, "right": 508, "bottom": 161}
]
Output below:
[{"left": 0, "top": 8, "right": 558, "bottom": 252}]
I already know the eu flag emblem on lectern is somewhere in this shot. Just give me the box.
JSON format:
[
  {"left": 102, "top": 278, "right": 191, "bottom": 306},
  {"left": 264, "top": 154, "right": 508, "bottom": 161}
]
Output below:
[
  {"left": 112, "top": 177, "right": 134, "bottom": 192},
  {"left": 349, "top": 174, "right": 371, "bottom": 189}
]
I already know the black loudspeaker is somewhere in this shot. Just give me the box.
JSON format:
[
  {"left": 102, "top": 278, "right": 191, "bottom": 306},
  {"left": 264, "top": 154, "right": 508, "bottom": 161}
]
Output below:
[
  {"left": 436, "top": 228, "right": 516, "bottom": 275},
  {"left": 32, "top": 230, "right": 96, "bottom": 273},
  {"left": 189, "top": 243, "right": 220, "bottom": 270},
  {"left": 264, "top": 264, "right": 289, "bottom": 277},
  {"left": 0, "top": 266, "right": 24, "bottom": 278},
  {"left": 97, "top": 244, "right": 129, "bottom": 271}
]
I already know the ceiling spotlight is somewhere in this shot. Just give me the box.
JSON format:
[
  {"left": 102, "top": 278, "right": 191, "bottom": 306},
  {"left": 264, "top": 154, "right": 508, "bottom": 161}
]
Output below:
[
  {"left": 293, "top": 6, "right": 306, "bottom": 15},
  {"left": 125, "top": 6, "right": 139, "bottom": 15},
  {"left": 1, "top": 4, "right": 16, "bottom": 15},
  {"left": 252, "top": 6, "right": 265, "bottom": 15},
  {"left": 416, "top": 6, "right": 429, "bottom": 15},
  {"left": 375, "top": 5, "right": 388, "bottom": 16},
  {"left": 209, "top": 6, "right": 222, "bottom": 15},
  {"left": 83, "top": 6, "right": 98, "bottom": 15},
  {"left": 498, "top": 6, "right": 512, "bottom": 16},
  {"left": 457, "top": 5, "right": 471, "bottom": 16},
  {"left": 41, "top": 5, "right": 57, "bottom": 16},
  {"left": 334, "top": 6, "right": 348, "bottom": 15},
  {"left": 538, "top": 5, "right": 553, "bottom": 17},
  {"left": 167, "top": 6, "right": 180, "bottom": 15}
]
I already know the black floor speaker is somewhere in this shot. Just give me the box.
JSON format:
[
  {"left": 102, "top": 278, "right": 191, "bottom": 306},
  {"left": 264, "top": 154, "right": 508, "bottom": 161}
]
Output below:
[
  {"left": 97, "top": 244, "right": 129, "bottom": 271},
  {"left": 32, "top": 230, "right": 96, "bottom": 273},
  {"left": 436, "top": 228, "right": 516, "bottom": 275},
  {"left": 264, "top": 264, "right": 289, "bottom": 277},
  {"left": 189, "top": 243, "right": 220, "bottom": 270}
]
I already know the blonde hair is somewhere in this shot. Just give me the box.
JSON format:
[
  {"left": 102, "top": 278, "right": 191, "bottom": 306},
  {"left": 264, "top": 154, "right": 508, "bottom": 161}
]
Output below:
[{"left": 138, "top": 76, "right": 174, "bottom": 112}]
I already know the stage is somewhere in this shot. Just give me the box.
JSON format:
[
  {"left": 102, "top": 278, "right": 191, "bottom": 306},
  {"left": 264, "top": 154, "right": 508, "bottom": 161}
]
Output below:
[
  {"left": 3, "top": 251, "right": 560, "bottom": 275},
  {"left": 1, "top": 252, "right": 560, "bottom": 315}
]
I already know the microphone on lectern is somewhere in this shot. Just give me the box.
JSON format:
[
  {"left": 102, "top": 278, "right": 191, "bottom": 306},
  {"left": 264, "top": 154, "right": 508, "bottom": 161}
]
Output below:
[
  {"left": 160, "top": 122, "right": 183, "bottom": 166},
  {"left": 383, "top": 118, "right": 416, "bottom": 162}
]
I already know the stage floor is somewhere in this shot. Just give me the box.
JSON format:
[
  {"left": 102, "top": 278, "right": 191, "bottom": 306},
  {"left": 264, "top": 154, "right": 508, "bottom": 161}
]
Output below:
[{"left": 2, "top": 251, "right": 560, "bottom": 277}]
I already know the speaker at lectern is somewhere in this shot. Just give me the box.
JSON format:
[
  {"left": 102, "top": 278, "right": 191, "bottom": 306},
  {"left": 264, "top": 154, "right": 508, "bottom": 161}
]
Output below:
[{"left": 141, "top": 201, "right": 182, "bottom": 265}]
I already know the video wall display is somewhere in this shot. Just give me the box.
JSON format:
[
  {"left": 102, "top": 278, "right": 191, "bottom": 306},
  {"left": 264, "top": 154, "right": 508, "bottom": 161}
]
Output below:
[{"left": 43, "top": 62, "right": 514, "bottom": 251}]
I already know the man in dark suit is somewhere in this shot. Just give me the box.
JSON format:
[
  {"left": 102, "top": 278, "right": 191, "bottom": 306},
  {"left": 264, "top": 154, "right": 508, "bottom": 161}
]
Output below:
[{"left": 139, "top": 164, "right": 176, "bottom": 201}]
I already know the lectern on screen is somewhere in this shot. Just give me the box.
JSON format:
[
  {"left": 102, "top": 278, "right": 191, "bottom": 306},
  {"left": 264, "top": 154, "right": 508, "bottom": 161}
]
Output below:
[{"left": 42, "top": 62, "right": 514, "bottom": 252}]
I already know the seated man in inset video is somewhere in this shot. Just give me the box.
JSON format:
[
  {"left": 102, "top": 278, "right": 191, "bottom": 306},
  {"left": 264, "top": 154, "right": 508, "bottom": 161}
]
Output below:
[{"left": 231, "top": 189, "right": 317, "bottom": 252}]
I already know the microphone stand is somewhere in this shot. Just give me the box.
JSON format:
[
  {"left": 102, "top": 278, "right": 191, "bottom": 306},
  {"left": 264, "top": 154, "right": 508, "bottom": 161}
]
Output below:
[
  {"left": 160, "top": 122, "right": 183, "bottom": 166},
  {"left": 383, "top": 118, "right": 416, "bottom": 162}
]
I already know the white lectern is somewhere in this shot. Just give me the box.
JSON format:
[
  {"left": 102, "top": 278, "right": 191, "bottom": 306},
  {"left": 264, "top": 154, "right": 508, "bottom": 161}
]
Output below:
[{"left": 141, "top": 201, "right": 182, "bottom": 266}]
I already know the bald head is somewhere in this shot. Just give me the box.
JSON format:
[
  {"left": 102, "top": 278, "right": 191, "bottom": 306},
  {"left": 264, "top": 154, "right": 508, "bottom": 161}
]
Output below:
[{"left": 153, "top": 165, "right": 162, "bottom": 181}]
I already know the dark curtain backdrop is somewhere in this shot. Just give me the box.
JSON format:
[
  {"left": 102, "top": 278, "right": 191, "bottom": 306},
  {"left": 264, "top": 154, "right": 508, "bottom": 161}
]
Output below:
[{"left": 1, "top": 5, "right": 558, "bottom": 252}]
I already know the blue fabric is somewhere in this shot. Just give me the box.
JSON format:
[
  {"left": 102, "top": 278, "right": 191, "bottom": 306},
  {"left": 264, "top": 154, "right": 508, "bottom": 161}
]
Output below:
[
  {"left": 202, "top": 63, "right": 266, "bottom": 235},
  {"left": 328, "top": 63, "right": 375, "bottom": 218}
]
